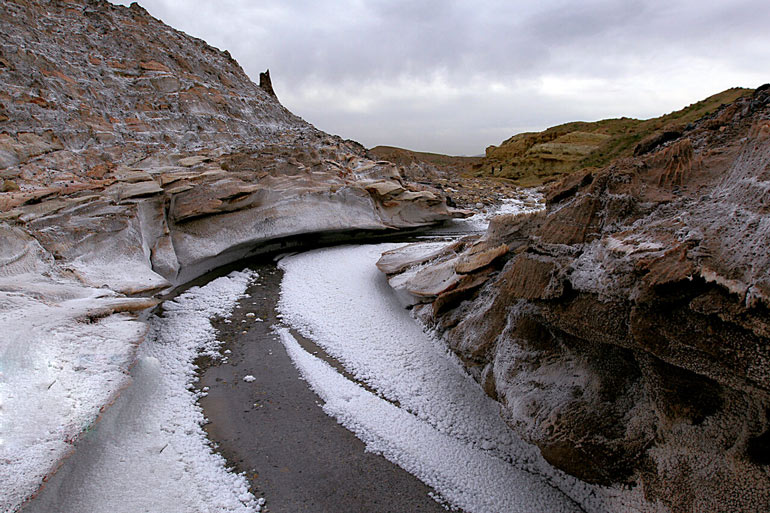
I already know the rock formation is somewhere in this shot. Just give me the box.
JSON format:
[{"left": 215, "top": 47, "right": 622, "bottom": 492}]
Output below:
[
  {"left": 259, "top": 69, "right": 276, "bottom": 98},
  {"left": 482, "top": 88, "right": 752, "bottom": 187},
  {"left": 0, "top": 1, "right": 461, "bottom": 510},
  {"left": 367, "top": 144, "right": 526, "bottom": 210},
  {"left": 380, "top": 87, "right": 770, "bottom": 512}
]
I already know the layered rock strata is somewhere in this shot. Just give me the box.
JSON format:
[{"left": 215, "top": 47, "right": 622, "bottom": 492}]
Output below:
[
  {"left": 0, "top": 0, "right": 461, "bottom": 290},
  {"left": 482, "top": 88, "right": 753, "bottom": 187},
  {"left": 379, "top": 87, "right": 770, "bottom": 512},
  {"left": 0, "top": 1, "right": 460, "bottom": 510}
]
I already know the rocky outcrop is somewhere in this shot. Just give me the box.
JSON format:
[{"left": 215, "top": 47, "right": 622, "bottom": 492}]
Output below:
[
  {"left": 482, "top": 88, "right": 753, "bottom": 187},
  {"left": 0, "top": 0, "right": 463, "bottom": 290},
  {"left": 366, "top": 145, "right": 526, "bottom": 210},
  {"left": 259, "top": 69, "right": 277, "bottom": 98},
  {"left": 0, "top": 1, "right": 461, "bottom": 510},
  {"left": 380, "top": 87, "right": 770, "bottom": 512}
]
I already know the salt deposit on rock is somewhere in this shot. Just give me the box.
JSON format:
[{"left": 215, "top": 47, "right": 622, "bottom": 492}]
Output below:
[
  {"left": 0, "top": 1, "right": 461, "bottom": 510},
  {"left": 277, "top": 244, "right": 654, "bottom": 513},
  {"left": 380, "top": 87, "right": 770, "bottom": 511},
  {"left": 22, "top": 271, "right": 260, "bottom": 513}
]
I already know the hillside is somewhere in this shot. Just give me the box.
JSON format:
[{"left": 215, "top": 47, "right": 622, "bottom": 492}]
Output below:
[
  {"left": 368, "top": 145, "right": 482, "bottom": 174},
  {"left": 367, "top": 145, "right": 530, "bottom": 209},
  {"left": 0, "top": 1, "right": 460, "bottom": 510},
  {"left": 482, "top": 87, "right": 754, "bottom": 186}
]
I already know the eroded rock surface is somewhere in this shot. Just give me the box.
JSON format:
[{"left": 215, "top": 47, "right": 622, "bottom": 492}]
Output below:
[
  {"left": 380, "top": 87, "right": 770, "bottom": 512},
  {"left": 0, "top": 0, "right": 462, "bottom": 289},
  {"left": 0, "top": 1, "right": 461, "bottom": 510}
]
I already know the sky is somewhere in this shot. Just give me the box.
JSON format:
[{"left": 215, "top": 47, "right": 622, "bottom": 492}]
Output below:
[{"left": 114, "top": 0, "right": 769, "bottom": 156}]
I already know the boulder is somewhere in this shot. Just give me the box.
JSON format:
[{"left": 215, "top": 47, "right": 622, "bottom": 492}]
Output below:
[{"left": 454, "top": 243, "right": 508, "bottom": 274}]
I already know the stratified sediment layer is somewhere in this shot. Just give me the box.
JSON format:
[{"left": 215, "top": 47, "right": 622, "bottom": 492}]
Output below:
[
  {"left": 381, "top": 87, "right": 770, "bottom": 512},
  {"left": 0, "top": 1, "right": 461, "bottom": 510}
]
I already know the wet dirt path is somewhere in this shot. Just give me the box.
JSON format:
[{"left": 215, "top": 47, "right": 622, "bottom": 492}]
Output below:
[{"left": 198, "top": 260, "right": 448, "bottom": 513}]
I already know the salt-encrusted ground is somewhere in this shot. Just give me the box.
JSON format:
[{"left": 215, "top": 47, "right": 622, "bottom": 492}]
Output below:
[
  {"left": 23, "top": 271, "right": 262, "bottom": 513},
  {"left": 276, "top": 243, "right": 656, "bottom": 513},
  {"left": 0, "top": 270, "right": 155, "bottom": 512}
]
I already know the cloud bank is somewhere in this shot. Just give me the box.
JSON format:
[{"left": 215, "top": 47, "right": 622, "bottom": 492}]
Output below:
[{"left": 115, "top": 0, "right": 769, "bottom": 155}]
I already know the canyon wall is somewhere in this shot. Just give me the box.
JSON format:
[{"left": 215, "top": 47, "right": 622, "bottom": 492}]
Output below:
[
  {"left": 0, "top": 1, "right": 460, "bottom": 509},
  {"left": 0, "top": 0, "right": 461, "bottom": 292},
  {"left": 380, "top": 87, "right": 770, "bottom": 512}
]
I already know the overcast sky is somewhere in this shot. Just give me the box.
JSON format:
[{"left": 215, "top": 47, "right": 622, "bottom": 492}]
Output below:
[{"left": 114, "top": 0, "right": 769, "bottom": 155}]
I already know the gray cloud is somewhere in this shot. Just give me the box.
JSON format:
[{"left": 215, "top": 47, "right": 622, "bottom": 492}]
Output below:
[{"left": 115, "top": 0, "right": 769, "bottom": 155}]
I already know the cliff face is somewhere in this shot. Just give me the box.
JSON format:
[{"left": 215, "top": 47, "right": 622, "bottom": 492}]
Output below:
[
  {"left": 380, "top": 87, "right": 770, "bottom": 512},
  {"left": 0, "top": 1, "right": 460, "bottom": 509},
  {"left": 0, "top": 0, "right": 462, "bottom": 291}
]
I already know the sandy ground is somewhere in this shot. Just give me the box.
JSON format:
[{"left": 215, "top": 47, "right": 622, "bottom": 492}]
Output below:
[{"left": 198, "top": 260, "right": 449, "bottom": 513}]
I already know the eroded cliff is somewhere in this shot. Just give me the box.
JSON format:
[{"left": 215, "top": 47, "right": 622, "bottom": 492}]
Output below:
[
  {"left": 0, "top": 1, "right": 461, "bottom": 509},
  {"left": 380, "top": 86, "right": 770, "bottom": 512},
  {"left": 0, "top": 0, "right": 462, "bottom": 291}
]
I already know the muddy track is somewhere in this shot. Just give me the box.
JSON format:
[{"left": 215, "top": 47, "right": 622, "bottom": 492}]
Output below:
[{"left": 198, "top": 259, "right": 450, "bottom": 513}]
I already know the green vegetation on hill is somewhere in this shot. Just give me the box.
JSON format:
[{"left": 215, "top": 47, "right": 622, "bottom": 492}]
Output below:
[{"left": 482, "top": 87, "right": 753, "bottom": 186}]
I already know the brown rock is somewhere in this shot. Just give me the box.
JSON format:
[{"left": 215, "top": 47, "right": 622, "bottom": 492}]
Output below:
[
  {"left": 454, "top": 243, "right": 507, "bottom": 274},
  {"left": 139, "top": 60, "right": 170, "bottom": 72},
  {"left": 652, "top": 138, "right": 700, "bottom": 186},
  {"left": 178, "top": 155, "right": 209, "bottom": 167},
  {"left": 259, "top": 69, "right": 276, "bottom": 98},
  {"left": 638, "top": 243, "right": 695, "bottom": 287},
  {"left": 169, "top": 179, "right": 262, "bottom": 222},
  {"left": 538, "top": 193, "right": 601, "bottom": 245},
  {"left": 1, "top": 179, "right": 19, "bottom": 192},
  {"left": 376, "top": 240, "right": 465, "bottom": 275},
  {"left": 380, "top": 86, "right": 770, "bottom": 512},
  {"left": 363, "top": 180, "right": 404, "bottom": 197},
  {"left": 499, "top": 254, "right": 562, "bottom": 300},
  {"left": 105, "top": 180, "right": 163, "bottom": 202},
  {"left": 433, "top": 269, "right": 493, "bottom": 314},
  {"left": 403, "top": 259, "right": 461, "bottom": 298}
]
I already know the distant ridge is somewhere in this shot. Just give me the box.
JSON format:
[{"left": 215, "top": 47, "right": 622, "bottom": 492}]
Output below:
[
  {"left": 481, "top": 87, "right": 753, "bottom": 186},
  {"left": 368, "top": 145, "right": 482, "bottom": 175}
]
